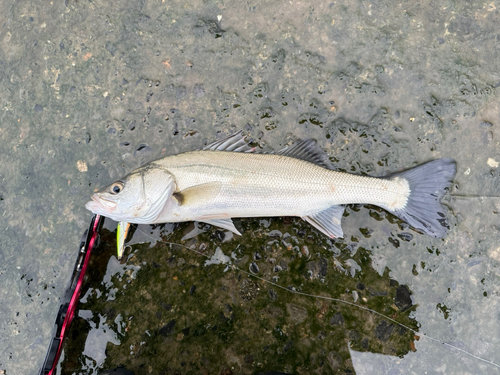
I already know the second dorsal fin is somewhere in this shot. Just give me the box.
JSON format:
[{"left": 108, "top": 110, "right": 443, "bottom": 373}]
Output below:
[{"left": 278, "top": 139, "right": 334, "bottom": 169}]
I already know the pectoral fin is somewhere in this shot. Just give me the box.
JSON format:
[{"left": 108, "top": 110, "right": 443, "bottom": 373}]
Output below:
[
  {"left": 198, "top": 218, "right": 242, "bottom": 236},
  {"left": 302, "top": 205, "right": 345, "bottom": 238},
  {"left": 174, "top": 182, "right": 222, "bottom": 207}
]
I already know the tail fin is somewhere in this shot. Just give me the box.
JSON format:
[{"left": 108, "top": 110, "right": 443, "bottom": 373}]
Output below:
[{"left": 387, "top": 158, "right": 456, "bottom": 238}]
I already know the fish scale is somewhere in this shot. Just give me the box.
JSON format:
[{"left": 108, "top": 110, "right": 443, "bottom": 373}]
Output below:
[{"left": 155, "top": 151, "right": 404, "bottom": 217}]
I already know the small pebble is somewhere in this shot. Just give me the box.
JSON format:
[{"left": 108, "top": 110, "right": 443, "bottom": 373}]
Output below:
[{"left": 249, "top": 262, "right": 259, "bottom": 274}]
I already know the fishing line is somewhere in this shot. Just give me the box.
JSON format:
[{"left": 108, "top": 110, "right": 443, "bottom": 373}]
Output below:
[
  {"left": 234, "top": 267, "right": 500, "bottom": 369},
  {"left": 449, "top": 194, "right": 500, "bottom": 199},
  {"left": 127, "top": 224, "right": 500, "bottom": 370}
]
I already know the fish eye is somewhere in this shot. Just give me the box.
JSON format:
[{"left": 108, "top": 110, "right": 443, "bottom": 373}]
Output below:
[{"left": 110, "top": 181, "right": 124, "bottom": 195}]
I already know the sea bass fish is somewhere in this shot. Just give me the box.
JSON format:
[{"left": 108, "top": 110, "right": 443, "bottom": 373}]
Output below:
[{"left": 86, "top": 131, "right": 456, "bottom": 238}]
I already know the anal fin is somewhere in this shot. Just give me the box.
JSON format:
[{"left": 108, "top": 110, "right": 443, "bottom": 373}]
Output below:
[
  {"left": 199, "top": 218, "right": 242, "bottom": 236},
  {"left": 302, "top": 205, "right": 345, "bottom": 238}
]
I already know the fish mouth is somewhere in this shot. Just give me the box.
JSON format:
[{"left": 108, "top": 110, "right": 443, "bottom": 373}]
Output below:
[{"left": 85, "top": 195, "right": 117, "bottom": 213}]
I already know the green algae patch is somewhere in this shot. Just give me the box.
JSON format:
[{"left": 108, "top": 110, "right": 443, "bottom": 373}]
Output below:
[{"left": 62, "top": 217, "right": 419, "bottom": 374}]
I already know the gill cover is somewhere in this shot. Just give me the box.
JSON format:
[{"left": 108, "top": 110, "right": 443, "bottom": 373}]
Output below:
[{"left": 86, "top": 165, "right": 175, "bottom": 224}]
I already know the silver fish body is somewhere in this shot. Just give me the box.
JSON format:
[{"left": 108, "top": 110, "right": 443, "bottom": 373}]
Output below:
[
  {"left": 86, "top": 131, "right": 456, "bottom": 238},
  {"left": 154, "top": 151, "right": 408, "bottom": 220}
]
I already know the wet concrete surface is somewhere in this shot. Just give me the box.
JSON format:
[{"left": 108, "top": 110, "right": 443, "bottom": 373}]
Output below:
[{"left": 0, "top": 0, "right": 499, "bottom": 374}]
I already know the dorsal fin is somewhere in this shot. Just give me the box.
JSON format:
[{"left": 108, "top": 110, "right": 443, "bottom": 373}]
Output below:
[
  {"left": 278, "top": 139, "right": 334, "bottom": 169},
  {"left": 203, "top": 130, "right": 255, "bottom": 152}
]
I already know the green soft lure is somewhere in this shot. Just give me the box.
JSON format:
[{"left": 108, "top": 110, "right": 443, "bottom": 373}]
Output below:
[{"left": 117, "top": 221, "right": 130, "bottom": 259}]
